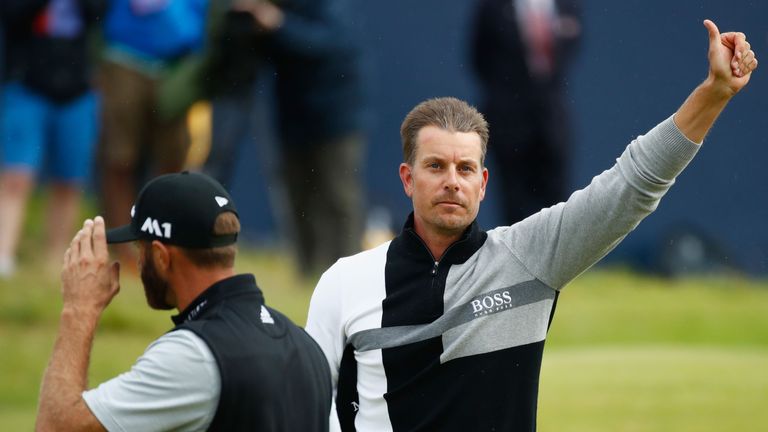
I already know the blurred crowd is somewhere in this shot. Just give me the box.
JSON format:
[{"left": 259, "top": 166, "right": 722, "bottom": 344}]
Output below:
[
  {"left": 0, "top": 0, "right": 582, "bottom": 280},
  {"left": 0, "top": 0, "right": 370, "bottom": 279}
]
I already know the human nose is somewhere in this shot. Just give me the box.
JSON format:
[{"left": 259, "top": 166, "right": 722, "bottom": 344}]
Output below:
[{"left": 444, "top": 167, "right": 460, "bottom": 191}]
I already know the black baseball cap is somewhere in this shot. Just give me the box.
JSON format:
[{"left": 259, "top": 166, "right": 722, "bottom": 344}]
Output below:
[{"left": 106, "top": 172, "right": 239, "bottom": 248}]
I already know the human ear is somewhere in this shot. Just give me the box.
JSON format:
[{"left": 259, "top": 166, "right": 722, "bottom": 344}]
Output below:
[
  {"left": 399, "top": 163, "right": 414, "bottom": 198},
  {"left": 479, "top": 167, "right": 489, "bottom": 201}
]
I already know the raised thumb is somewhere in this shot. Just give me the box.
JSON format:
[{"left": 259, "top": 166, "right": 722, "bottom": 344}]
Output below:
[{"left": 703, "top": 19, "right": 720, "bottom": 45}]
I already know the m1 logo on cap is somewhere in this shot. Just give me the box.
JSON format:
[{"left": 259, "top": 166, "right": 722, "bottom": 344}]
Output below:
[{"left": 141, "top": 217, "right": 172, "bottom": 239}]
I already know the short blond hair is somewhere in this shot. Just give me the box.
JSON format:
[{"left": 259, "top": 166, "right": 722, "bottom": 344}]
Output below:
[
  {"left": 400, "top": 97, "right": 489, "bottom": 165},
  {"left": 180, "top": 212, "right": 240, "bottom": 268}
]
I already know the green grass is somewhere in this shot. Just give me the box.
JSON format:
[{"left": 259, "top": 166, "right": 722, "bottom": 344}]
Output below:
[
  {"left": 549, "top": 270, "right": 768, "bottom": 347},
  {"left": 539, "top": 346, "right": 768, "bottom": 432},
  {"left": 1, "top": 203, "right": 767, "bottom": 430},
  {"left": 537, "top": 270, "right": 768, "bottom": 431}
]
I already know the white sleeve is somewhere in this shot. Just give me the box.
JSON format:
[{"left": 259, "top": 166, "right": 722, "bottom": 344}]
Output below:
[
  {"left": 306, "top": 265, "right": 346, "bottom": 432},
  {"left": 82, "top": 329, "right": 221, "bottom": 432}
]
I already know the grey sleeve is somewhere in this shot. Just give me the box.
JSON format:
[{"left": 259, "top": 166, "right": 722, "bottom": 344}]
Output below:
[
  {"left": 499, "top": 115, "right": 701, "bottom": 290},
  {"left": 82, "top": 330, "right": 220, "bottom": 432}
]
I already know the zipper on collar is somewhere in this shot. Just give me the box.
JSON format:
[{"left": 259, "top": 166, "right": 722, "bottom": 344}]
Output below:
[
  {"left": 406, "top": 229, "right": 439, "bottom": 270},
  {"left": 406, "top": 229, "right": 467, "bottom": 277},
  {"left": 405, "top": 228, "right": 469, "bottom": 318}
]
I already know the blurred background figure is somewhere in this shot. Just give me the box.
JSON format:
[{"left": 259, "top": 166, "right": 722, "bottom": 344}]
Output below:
[
  {"left": 0, "top": 0, "right": 105, "bottom": 278},
  {"left": 471, "top": 0, "right": 581, "bottom": 224},
  {"left": 97, "top": 0, "right": 207, "bottom": 266},
  {"left": 200, "top": 2, "right": 266, "bottom": 188},
  {"left": 205, "top": 0, "right": 368, "bottom": 277}
]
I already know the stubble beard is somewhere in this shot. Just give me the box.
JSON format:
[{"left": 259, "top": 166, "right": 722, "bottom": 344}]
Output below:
[
  {"left": 141, "top": 249, "right": 174, "bottom": 310},
  {"left": 429, "top": 206, "right": 474, "bottom": 236}
]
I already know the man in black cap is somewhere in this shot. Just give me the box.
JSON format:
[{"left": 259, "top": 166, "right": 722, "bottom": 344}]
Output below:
[{"left": 36, "top": 172, "right": 332, "bottom": 431}]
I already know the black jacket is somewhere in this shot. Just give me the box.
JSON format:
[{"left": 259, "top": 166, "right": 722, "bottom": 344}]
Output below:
[
  {"left": 174, "top": 274, "right": 332, "bottom": 431},
  {"left": 1, "top": 0, "right": 105, "bottom": 102}
]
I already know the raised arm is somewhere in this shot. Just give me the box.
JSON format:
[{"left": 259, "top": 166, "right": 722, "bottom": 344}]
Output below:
[
  {"left": 674, "top": 19, "right": 758, "bottom": 143},
  {"left": 503, "top": 20, "right": 757, "bottom": 290},
  {"left": 36, "top": 217, "right": 119, "bottom": 432}
]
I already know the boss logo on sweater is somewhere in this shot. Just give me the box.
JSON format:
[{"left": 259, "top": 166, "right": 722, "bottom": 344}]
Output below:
[{"left": 470, "top": 290, "right": 515, "bottom": 317}]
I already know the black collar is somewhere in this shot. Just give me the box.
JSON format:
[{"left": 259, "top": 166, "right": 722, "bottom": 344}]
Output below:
[
  {"left": 396, "top": 212, "right": 487, "bottom": 265},
  {"left": 172, "top": 274, "right": 264, "bottom": 325}
]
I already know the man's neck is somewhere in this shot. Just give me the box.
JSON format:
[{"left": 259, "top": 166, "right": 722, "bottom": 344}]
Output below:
[
  {"left": 171, "top": 267, "right": 237, "bottom": 312},
  {"left": 412, "top": 220, "right": 464, "bottom": 262}
]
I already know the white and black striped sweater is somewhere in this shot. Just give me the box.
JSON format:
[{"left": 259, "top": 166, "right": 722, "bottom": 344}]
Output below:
[{"left": 306, "top": 116, "right": 701, "bottom": 432}]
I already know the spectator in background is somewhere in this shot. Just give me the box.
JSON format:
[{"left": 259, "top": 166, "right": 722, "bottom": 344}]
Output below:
[
  {"left": 97, "top": 0, "right": 207, "bottom": 266},
  {"left": 207, "top": 0, "right": 368, "bottom": 277},
  {"left": 200, "top": 2, "right": 267, "bottom": 188},
  {"left": 0, "top": 0, "right": 106, "bottom": 278},
  {"left": 471, "top": 0, "right": 582, "bottom": 224}
]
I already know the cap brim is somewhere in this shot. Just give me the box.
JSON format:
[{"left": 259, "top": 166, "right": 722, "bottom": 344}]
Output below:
[{"left": 106, "top": 225, "right": 138, "bottom": 244}]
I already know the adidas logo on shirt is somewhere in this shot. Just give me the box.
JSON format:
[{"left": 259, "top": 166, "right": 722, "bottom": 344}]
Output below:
[{"left": 260, "top": 305, "right": 275, "bottom": 324}]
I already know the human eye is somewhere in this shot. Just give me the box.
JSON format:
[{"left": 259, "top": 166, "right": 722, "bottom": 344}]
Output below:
[{"left": 427, "top": 161, "right": 441, "bottom": 169}]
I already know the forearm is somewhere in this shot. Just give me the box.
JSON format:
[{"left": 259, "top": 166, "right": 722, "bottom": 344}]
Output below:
[
  {"left": 509, "top": 117, "right": 700, "bottom": 289},
  {"left": 673, "top": 77, "right": 734, "bottom": 144},
  {"left": 36, "top": 308, "right": 103, "bottom": 432}
]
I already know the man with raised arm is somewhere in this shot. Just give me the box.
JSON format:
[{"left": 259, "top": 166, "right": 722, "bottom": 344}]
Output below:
[{"left": 305, "top": 20, "right": 757, "bottom": 431}]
